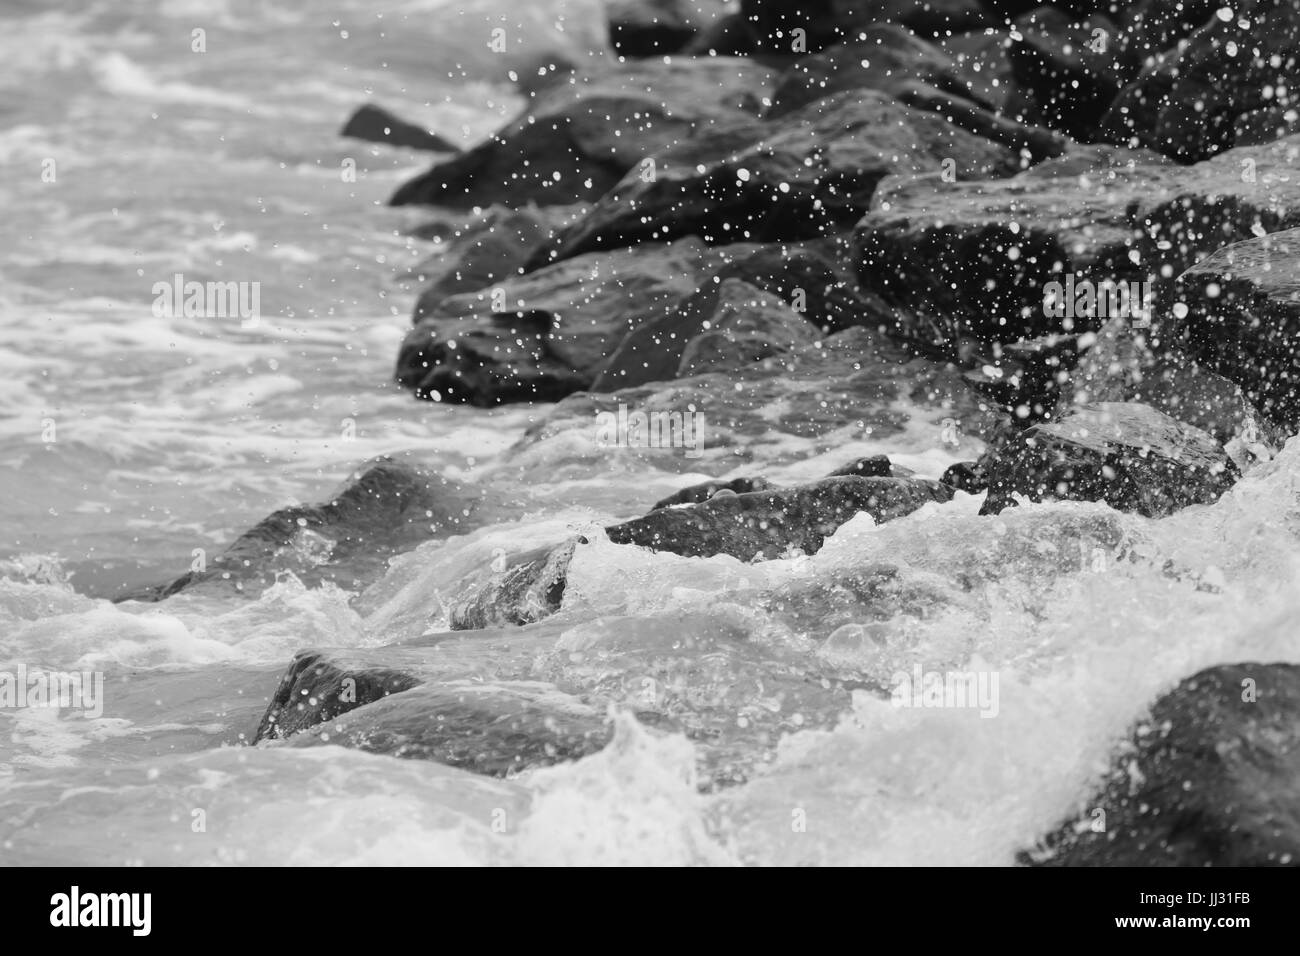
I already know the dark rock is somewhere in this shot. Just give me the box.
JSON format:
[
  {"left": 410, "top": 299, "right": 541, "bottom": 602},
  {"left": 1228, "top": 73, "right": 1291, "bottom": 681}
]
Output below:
[
  {"left": 117, "top": 459, "right": 483, "bottom": 602},
  {"left": 389, "top": 58, "right": 776, "bottom": 208},
  {"left": 854, "top": 136, "right": 1300, "bottom": 357},
  {"left": 409, "top": 204, "right": 583, "bottom": 318},
  {"left": 607, "top": 475, "right": 954, "bottom": 561},
  {"left": 593, "top": 240, "right": 896, "bottom": 392},
  {"left": 651, "top": 476, "right": 775, "bottom": 511},
  {"left": 449, "top": 538, "right": 581, "bottom": 630},
  {"left": 282, "top": 680, "right": 612, "bottom": 775},
  {"left": 940, "top": 460, "right": 986, "bottom": 492},
  {"left": 608, "top": 0, "right": 729, "bottom": 56},
  {"left": 980, "top": 401, "right": 1238, "bottom": 517},
  {"left": 825, "top": 454, "right": 893, "bottom": 478},
  {"left": 1023, "top": 662, "right": 1300, "bottom": 866},
  {"left": 742, "top": 0, "right": 991, "bottom": 52},
  {"left": 1005, "top": 7, "right": 1137, "bottom": 142},
  {"left": 1102, "top": 0, "right": 1300, "bottom": 162},
  {"left": 528, "top": 89, "right": 1020, "bottom": 269},
  {"left": 1168, "top": 224, "right": 1300, "bottom": 432},
  {"left": 340, "top": 103, "right": 459, "bottom": 153},
  {"left": 675, "top": 278, "right": 819, "bottom": 377},
  {"left": 681, "top": 11, "right": 759, "bottom": 55},
  {"left": 938, "top": 29, "right": 1014, "bottom": 112},
  {"left": 398, "top": 237, "right": 748, "bottom": 405}
]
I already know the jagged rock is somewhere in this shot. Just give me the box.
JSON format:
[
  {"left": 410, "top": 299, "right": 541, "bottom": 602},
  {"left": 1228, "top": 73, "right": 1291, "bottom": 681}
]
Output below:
[
  {"left": 825, "top": 455, "right": 894, "bottom": 478},
  {"left": 1005, "top": 7, "right": 1136, "bottom": 142},
  {"left": 607, "top": 475, "right": 954, "bottom": 560},
  {"left": 1168, "top": 224, "right": 1300, "bottom": 432},
  {"left": 594, "top": 240, "right": 895, "bottom": 391},
  {"left": 282, "top": 680, "right": 611, "bottom": 775},
  {"left": 675, "top": 278, "right": 819, "bottom": 377},
  {"left": 940, "top": 460, "right": 986, "bottom": 492},
  {"left": 651, "top": 476, "right": 774, "bottom": 510},
  {"left": 980, "top": 401, "right": 1237, "bottom": 517},
  {"left": 1023, "top": 663, "right": 1300, "bottom": 866},
  {"left": 117, "top": 460, "right": 483, "bottom": 602},
  {"left": 766, "top": 25, "right": 979, "bottom": 117},
  {"left": 1102, "top": 0, "right": 1300, "bottom": 161},
  {"left": 450, "top": 538, "right": 582, "bottom": 630},
  {"left": 389, "top": 58, "right": 776, "bottom": 208},
  {"left": 398, "top": 238, "right": 750, "bottom": 405},
  {"left": 854, "top": 137, "right": 1300, "bottom": 356},
  {"left": 340, "top": 103, "right": 459, "bottom": 152},
  {"left": 409, "top": 205, "right": 582, "bottom": 318},
  {"left": 742, "top": 0, "right": 990, "bottom": 52},
  {"left": 608, "top": 0, "right": 729, "bottom": 56},
  {"left": 939, "top": 29, "right": 1013, "bottom": 112},
  {"left": 528, "top": 89, "right": 1020, "bottom": 269}
]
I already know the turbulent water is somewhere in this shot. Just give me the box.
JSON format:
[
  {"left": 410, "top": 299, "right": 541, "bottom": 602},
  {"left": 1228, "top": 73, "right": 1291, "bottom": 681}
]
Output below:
[{"left": 3, "top": 0, "right": 1300, "bottom": 866}]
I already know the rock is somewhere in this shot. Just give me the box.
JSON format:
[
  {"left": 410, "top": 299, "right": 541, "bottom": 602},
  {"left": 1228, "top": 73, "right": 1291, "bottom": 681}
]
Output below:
[
  {"left": 593, "top": 240, "right": 895, "bottom": 392},
  {"left": 825, "top": 455, "right": 893, "bottom": 478},
  {"left": 675, "top": 278, "right": 819, "bottom": 377},
  {"left": 940, "top": 460, "right": 986, "bottom": 492},
  {"left": 449, "top": 538, "right": 582, "bottom": 630},
  {"left": 742, "top": 0, "right": 990, "bottom": 52},
  {"left": 340, "top": 103, "right": 459, "bottom": 153},
  {"left": 397, "top": 237, "right": 750, "bottom": 405},
  {"left": 1102, "top": 0, "right": 1300, "bottom": 161},
  {"left": 608, "top": 0, "right": 729, "bottom": 56},
  {"left": 1023, "top": 663, "right": 1300, "bottom": 866},
  {"left": 409, "top": 204, "right": 583, "bottom": 318},
  {"left": 651, "top": 476, "right": 775, "bottom": 510},
  {"left": 1005, "top": 7, "right": 1137, "bottom": 142},
  {"left": 980, "top": 401, "right": 1238, "bottom": 517},
  {"left": 1168, "top": 224, "right": 1300, "bottom": 431},
  {"left": 681, "top": 11, "right": 758, "bottom": 55},
  {"left": 766, "top": 25, "right": 980, "bottom": 118},
  {"left": 118, "top": 459, "right": 484, "bottom": 602},
  {"left": 389, "top": 58, "right": 776, "bottom": 208},
  {"left": 854, "top": 136, "right": 1300, "bottom": 356},
  {"left": 282, "top": 680, "right": 612, "bottom": 775},
  {"left": 606, "top": 475, "right": 954, "bottom": 561},
  {"left": 938, "top": 29, "right": 1014, "bottom": 112},
  {"left": 529, "top": 89, "right": 1020, "bottom": 269}
]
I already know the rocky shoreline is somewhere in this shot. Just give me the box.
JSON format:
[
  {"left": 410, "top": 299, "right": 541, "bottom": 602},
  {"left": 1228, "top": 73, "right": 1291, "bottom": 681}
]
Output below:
[{"left": 144, "top": 1, "right": 1300, "bottom": 864}]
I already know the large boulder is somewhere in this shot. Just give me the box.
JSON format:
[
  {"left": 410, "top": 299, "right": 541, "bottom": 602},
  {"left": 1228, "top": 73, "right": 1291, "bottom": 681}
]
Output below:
[
  {"left": 674, "top": 278, "right": 819, "bottom": 377},
  {"left": 397, "top": 237, "right": 754, "bottom": 405},
  {"left": 529, "top": 89, "right": 1021, "bottom": 269},
  {"left": 389, "top": 58, "right": 776, "bottom": 208},
  {"left": 853, "top": 136, "right": 1300, "bottom": 355},
  {"left": 1024, "top": 663, "right": 1300, "bottom": 866},
  {"left": 1102, "top": 0, "right": 1300, "bottom": 161},
  {"left": 980, "top": 401, "right": 1238, "bottom": 517}
]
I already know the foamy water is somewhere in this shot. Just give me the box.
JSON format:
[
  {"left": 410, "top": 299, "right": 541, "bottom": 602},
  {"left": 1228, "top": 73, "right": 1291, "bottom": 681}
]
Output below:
[{"left": 3, "top": 0, "right": 1299, "bottom": 867}]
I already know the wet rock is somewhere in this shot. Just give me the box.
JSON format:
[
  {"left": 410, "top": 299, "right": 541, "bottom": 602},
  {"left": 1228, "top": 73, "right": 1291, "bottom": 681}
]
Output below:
[
  {"left": 1023, "top": 663, "right": 1300, "bottom": 866},
  {"left": 940, "top": 460, "right": 986, "bottom": 493},
  {"left": 651, "top": 476, "right": 775, "bottom": 510},
  {"left": 389, "top": 58, "right": 776, "bottom": 208},
  {"left": 340, "top": 103, "right": 459, "bottom": 153},
  {"left": 675, "top": 278, "right": 819, "bottom": 377},
  {"left": 529, "top": 89, "right": 1020, "bottom": 268},
  {"left": 594, "top": 240, "right": 894, "bottom": 392},
  {"left": 1102, "top": 0, "right": 1300, "bottom": 162},
  {"left": 450, "top": 538, "right": 582, "bottom": 630},
  {"left": 980, "top": 401, "right": 1237, "bottom": 517},
  {"left": 893, "top": 78, "right": 1068, "bottom": 161},
  {"left": 119, "top": 459, "right": 483, "bottom": 602},
  {"left": 608, "top": 0, "right": 729, "bottom": 56},
  {"left": 825, "top": 455, "right": 893, "bottom": 479},
  {"left": 742, "top": 0, "right": 990, "bottom": 52},
  {"left": 398, "top": 237, "right": 748, "bottom": 405},
  {"left": 938, "top": 29, "right": 1014, "bottom": 112},
  {"left": 1005, "top": 7, "right": 1136, "bottom": 142},
  {"left": 282, "top": 680, "right": 611, "bottom": 775},
  {"left": 766, "top": 25, "right": 979, "bottom": 118},
  {"left": 607, "top": 475, "right": 954, "bottom": 561},
  {"left": 1167, "top": 224, "right": 1300, "bottom": 432},
  {"left": 854, "top": 136, "right": 1300, "bottom": 354},
  {"left": 409, "top": 205, "right": 582, "bottom": 318}
]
